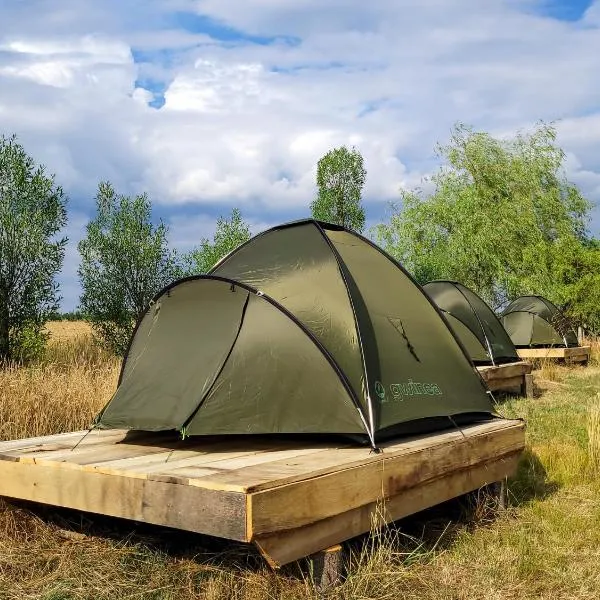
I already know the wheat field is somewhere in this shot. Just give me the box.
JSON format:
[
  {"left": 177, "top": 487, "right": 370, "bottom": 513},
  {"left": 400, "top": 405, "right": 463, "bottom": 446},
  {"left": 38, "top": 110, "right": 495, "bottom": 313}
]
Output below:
[{"left": 0, "top": 329, "right": 600, "bottom": 599}]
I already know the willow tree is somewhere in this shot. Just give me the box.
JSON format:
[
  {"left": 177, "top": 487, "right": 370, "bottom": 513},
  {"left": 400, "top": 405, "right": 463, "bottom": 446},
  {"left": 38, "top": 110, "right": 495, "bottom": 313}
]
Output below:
[
  {"left": 0, "top": 134, "right": 67, "bottom": 363},
  {"left": 375, "top": 123, "right": 590, "bottom": 309},
  {"left": 78, "top": 182, "right": 178, "bottom": 355}
]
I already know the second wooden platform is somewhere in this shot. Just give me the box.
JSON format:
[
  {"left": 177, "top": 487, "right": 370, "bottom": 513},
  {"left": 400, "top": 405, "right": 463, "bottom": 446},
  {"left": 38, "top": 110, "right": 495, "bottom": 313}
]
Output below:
[{"left": 477, "top": 361, "right": 533, "bottom": 397}]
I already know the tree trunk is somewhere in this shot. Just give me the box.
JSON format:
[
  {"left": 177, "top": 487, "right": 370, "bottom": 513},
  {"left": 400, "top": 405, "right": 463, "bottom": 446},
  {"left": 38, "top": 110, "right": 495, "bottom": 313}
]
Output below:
[{"left": 0, "top": 293, "right": 9, "bottom": 362}]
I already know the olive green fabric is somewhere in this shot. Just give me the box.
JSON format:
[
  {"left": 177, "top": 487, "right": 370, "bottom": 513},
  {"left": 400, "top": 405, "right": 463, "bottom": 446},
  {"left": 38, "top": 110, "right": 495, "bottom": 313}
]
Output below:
[
  {"left": 97, "top": 278, "right": 365, "bottom": 435},
  {"left": 95, "top": 220, "right": 495, "bottom": 444},
  {"left": 98, "top": 279, "right": 250, "bottom": 430},
  {"left": 323, "top": 230, "right": 492, "bottom": 434},
  {"left": 423, "top": 281, "right": 520, "bottom": 365},
  {"left": 443, "top": 313, "right": 491, "bottom": 363},
  {"left": 211, "top": 223, "right": 366, "bottom": 413},
  {"left": 186, "top": 293, "right": 365, "bottom": 435},
  {"left": 501, "top": 295, "right": 578, "bottom": 348}
]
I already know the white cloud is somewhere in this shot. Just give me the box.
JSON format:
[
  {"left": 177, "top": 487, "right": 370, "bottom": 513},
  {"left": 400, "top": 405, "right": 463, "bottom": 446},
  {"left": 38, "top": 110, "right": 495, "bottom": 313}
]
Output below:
[
  {"left": 1, "top": 2, "right": 599, "bottom": 211},
  {"left": 0, "top": 0, "right": 600, "bottom": 306}
]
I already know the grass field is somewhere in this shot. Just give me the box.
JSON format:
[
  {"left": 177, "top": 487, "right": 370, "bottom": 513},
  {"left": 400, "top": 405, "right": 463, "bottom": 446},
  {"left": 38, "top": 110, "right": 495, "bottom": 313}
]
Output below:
[{"left": 1, "top": 326, "right": 600, "bottom": 599}]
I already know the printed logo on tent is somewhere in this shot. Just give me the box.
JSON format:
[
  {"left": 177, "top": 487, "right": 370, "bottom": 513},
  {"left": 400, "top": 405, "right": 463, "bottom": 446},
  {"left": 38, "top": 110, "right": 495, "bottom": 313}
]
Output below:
[
  {"left": 375, "top": 379, "right": 443, "bottom": 403},
  {"left": 374, "top": 381, "right": 386, "bottom": 400}
]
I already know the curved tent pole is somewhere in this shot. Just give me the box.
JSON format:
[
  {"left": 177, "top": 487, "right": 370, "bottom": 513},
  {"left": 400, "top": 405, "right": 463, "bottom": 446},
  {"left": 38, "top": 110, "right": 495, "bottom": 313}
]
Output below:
[
  {"left": 180, "top": 292, "right": 250, "bottom": 432},
  {"left": 312, "top": 221, "right": 377, "bottom": 446},
  {"left": 336, "top": 231, "right": 491, "bottom": 395},
  {"left": 115, "top": 273, "right": 374, "bottom": 445},
  {"left": 452, "top": 283, "right": 497, "bottom": 366}
]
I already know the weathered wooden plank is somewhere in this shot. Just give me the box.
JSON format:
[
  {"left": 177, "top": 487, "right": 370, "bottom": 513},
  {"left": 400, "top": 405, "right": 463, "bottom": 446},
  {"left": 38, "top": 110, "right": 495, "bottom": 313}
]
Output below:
[
  {"left": 485, "top": 375, "right": 526, "bottom": 392},
  {"left": 151, "top": 446, "right": 336, "bottom": 487},
  {"left": 517, "top": 346, "right": 590, "bottom": 360},
  {"left": 87, "top": 439, "right": 271, "bottom": 474},
  {"left": 188, "top": 420, "right": 520, "bottom": 493},
  {"left": 15, "top": 439, "right": 182, "bottom": 466},
  {"left": 0, "top": 429, "right": 129, "bottom": 458},
  {"left": 253, "top": 453, "right": 520, "bottom": 567},
  {"left": 248, "top": 421, "right": 524, "bottom": 535},
  {"left": 0, "top": 459, "right": 247, "bottom": 540},
  {"left": 477, "top": 361, "right": 531, "bottom": 382}
]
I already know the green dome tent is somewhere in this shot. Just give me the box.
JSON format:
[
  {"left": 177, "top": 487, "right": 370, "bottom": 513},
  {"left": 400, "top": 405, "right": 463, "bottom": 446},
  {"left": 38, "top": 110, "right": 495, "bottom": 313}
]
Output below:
[
  {"left": 95, "top": 220, "right": 495, "bottom": 447},
  {"left": 501, "top": 295, "right": 578, "bottom": 348},
  {"left": 423, "top": 280, "right": 520, "bottom": 366}
]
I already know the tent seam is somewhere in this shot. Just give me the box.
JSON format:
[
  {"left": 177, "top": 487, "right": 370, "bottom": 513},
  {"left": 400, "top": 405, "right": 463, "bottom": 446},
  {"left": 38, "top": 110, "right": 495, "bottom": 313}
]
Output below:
[
  {"left": 453, "top": 283, "right": 497, "bottom": 366},
  {"left": 312, "top": 222, "right": 377, "bottom": 448},
  {"left": 343, "top": 232, "right": 492, "bottom": 396},
  {"left": 180, "top": 291, "right": 251, "bottom": 432}
]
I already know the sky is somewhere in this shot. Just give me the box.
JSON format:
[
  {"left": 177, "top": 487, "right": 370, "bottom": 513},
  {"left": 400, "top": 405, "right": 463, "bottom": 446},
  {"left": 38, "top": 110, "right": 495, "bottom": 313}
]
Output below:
[{"left": 1, "top": 0, "right": 600, "bottom": 310}]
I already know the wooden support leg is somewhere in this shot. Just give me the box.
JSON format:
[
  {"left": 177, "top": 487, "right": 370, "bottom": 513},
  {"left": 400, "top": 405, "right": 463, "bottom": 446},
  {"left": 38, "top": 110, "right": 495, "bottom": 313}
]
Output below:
[
  {"left": 522, "top": 373, "right": 534, "bottom": 399},
  {"left": 308, "top": 544, "right": 344, "bottom": 596}
]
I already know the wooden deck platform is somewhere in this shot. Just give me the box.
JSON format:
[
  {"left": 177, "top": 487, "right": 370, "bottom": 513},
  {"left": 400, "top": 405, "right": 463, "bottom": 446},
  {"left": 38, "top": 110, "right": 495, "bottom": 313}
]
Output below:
[
  {"left": 0, "top": 419, "right": 525, "bottom": 567},
  {"left": 477, "top": 361, "right": 533, "bottom": 397},
  {"left": 516, "top": 345, "right": 590, "bottom": 364}
]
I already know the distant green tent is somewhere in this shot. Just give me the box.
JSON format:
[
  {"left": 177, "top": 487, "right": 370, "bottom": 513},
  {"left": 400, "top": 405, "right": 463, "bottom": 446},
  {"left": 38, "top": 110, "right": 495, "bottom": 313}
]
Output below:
[
  {"left": 423, "top": 280, "right": 520, "bottom": 366},
  {"left": 501, "top": 295, "right": 578, "bottom": 348},
  {"left": 95, "top": 220, "right": 495, "bottom": 447}
]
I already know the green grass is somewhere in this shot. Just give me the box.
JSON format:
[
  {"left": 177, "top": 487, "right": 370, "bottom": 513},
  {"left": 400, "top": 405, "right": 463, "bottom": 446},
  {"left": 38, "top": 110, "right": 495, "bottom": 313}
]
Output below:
[{"left": 2, "top": 351, "right": 600, "bottom": 598}]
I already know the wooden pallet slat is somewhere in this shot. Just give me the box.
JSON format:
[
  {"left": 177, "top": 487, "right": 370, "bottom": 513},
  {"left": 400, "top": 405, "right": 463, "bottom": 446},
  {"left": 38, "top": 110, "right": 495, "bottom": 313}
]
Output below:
[{"left": 0, "top": 458, "right": 248, "bottom": 540}]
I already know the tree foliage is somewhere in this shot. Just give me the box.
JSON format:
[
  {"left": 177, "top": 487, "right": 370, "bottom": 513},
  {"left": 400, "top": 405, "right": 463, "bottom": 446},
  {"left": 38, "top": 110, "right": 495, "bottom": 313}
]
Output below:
[
  {"left": 182, "top": 208, "right": 251, "bottom": 275},
  {"left": 78, "top": 182, "right": 179, "bottom": 355},
  {"left": 375, "top": 123, "right": 591, "bottom": 310},
  {"left": 311, "top": 146, "right": 367, "bottom": 232},
  {"left": 0, "top": 134, "right": 68, "bottom": 363},
  {"left": 552, "top": 239, "right": 600, "bottom": 334}
]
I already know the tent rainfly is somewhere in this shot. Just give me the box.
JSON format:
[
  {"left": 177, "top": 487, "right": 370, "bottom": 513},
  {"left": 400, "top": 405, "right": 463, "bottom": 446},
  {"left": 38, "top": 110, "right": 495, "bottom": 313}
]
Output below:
[
  {"left": 423, "top": 280, "right": 520, "bottom": 366},
  {"left": 501, "top": 295, "right": 578, "bottom": 348},
  {"left": 94, "top": 220, "right": 496, "bottom": 447}
]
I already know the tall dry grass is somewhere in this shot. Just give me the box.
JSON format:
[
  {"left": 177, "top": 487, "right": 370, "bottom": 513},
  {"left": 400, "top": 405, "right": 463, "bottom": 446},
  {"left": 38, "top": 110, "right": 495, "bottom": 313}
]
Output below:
[
  {"left": 0, "top": 323, "right": 119, "bottom": 442},
  {"left": 1, "top": 324, "right": 600, "bottom": 598}
]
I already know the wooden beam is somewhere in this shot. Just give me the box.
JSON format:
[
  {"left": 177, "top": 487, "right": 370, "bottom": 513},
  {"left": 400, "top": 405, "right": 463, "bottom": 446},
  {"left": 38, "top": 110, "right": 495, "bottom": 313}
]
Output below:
[
  {"left": 185, "top": 420, "right": 522, "bottom": 494},
  {"left": 307, "top": 544, "right": 344, "bottom": 596},
  {"left": 248, "top": 422, "right": 524, "bottom": 536},
  {"left": 523, "top": 373, "right": 534, "bottom": 399},
  {"left": 477, "top": 361, "right": 531, "bottom": 382},
  {"left": 254, "top": 453, "right": 520, "bottom": 567},
  {"left": 484, "top": 375, "right": 525, "bottom": 392},
  {"left": 0, "top": 459, "right": 247, "bottom": 541}
]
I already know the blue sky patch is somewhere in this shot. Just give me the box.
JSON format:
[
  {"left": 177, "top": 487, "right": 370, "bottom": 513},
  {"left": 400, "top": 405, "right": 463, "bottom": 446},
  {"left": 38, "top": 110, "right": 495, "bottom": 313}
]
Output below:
[
  {"left": 534, "top": 0, "right": 593, "bottom": 21},
  {"left": 167, "top": 11, "right": 300, "bottom": 46}
]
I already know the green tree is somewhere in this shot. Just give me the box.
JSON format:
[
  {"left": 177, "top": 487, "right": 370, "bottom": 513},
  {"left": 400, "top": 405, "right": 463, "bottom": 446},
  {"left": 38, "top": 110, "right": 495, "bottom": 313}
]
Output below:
[
  {"left": 553, "top": 238, "right": 600, "bottom": 334},
  {"left": 311, "top": 146, "right": 367, "bottom": 232},
  {"left": 0, "top": 134, "right": 68, "bottom": 363},
  {"left": 375, "top": 122, "right": 591, "bottom": 309},
  {"left": 78, "top": 182, "right": 178, "bottom": 355},
  {"left": 182, "top": 208, "right": 251, "bottom": 275}
]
